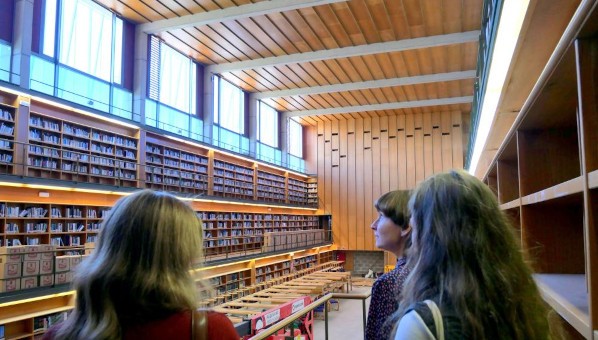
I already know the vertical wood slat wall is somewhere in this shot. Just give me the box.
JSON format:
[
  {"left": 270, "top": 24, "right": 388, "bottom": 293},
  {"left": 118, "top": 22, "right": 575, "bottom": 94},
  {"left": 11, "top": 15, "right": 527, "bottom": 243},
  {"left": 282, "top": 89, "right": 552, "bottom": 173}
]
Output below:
[{"left": 316, "top": 111, "right": 465, "bottom": 251}]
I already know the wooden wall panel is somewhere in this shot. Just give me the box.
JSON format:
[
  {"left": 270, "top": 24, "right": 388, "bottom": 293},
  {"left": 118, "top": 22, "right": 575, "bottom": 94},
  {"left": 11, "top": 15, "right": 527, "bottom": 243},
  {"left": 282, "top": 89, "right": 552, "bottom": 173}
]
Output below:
[
  {"left": 324, "top": 121, "right": 332, "bottom": 216},
  {"left": 338, "top": 120, "right": 348, "bottom": 249},
  {"left": 362, "top": 118, "right": 373, "bottom": 250},
  {"left": 388, "top": 116, "right": 399, "bottom": 190},
  {"left": 317, "top": 122, "right": 325, "bottom": 207},
  {"left": 370, "top": 117, "right": 381, "bottom": 251},
  {"left": 331, "top": 120, "right": 341, "bottom": 250},
  {"left": 355, "top": 119, "right": 365, "bottom": 250},
  {"left": 452, "top": 111, "right": 464, "bottom": 169},
  {"left": 347, "top": 119, "right": 357, "bottom": 250},
  {"left": 441, "top": 113, "right": 453, "bottom": 171},
  {"left": 397, "top": 115, "right": 407, "bottom": 190},
  {"left": 380, "top": 116, "right": 390, "bottom": 197},
  {"left": 406, "top": 114, "right": 416, "bottom": 188},
  {"left": 432, "top": 112, "right": 443, "bottom": 173},
  {"left": 315, "top": 112, "right": 465, "bottom": 250},
  {"left": 423, "top": 112, "right": 434, "bottom": 178},
  {"left": 414, "top": 113, "right": 425, "bottom": 185}
]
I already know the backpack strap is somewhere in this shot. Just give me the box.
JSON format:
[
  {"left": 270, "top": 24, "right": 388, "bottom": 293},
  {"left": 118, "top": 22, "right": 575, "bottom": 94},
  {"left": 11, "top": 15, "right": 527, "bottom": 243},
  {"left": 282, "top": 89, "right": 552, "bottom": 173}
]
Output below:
[
  {"left": 191, "top": 309, "right": 208, "bottom": 340},
  {"left": 423, "top": 300, "right": 444, "bottom": 340}
]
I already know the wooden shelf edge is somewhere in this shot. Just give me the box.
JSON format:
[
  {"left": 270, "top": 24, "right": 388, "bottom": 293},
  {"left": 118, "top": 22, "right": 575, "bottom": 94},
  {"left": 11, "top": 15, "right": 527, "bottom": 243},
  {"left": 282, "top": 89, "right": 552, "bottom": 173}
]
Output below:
[
  {"left": 588, "top": 169, "right": 598, "bottom": 189},
  {"left": 0, "top": 303, "right": 74, "bottom": 325},
  {"left": 521, "top": 176, "right": 584, "bottom": 205},
  {"left": 534, "top": 274, "right": 590, "bottom": 338},
  {"left": 499, "top": 198, "right": 520, "bottom": 210}
]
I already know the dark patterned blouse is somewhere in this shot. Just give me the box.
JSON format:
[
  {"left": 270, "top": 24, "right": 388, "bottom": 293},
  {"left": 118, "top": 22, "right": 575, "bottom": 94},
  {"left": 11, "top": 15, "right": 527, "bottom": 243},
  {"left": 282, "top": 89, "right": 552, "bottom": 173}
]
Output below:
[{"left": 365, "top": 257, "right": 410, "bottom": 340}]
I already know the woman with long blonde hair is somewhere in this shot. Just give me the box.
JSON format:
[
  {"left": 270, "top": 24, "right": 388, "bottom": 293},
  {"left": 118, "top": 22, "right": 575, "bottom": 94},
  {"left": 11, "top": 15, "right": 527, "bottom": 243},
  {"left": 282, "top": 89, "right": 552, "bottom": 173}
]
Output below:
[
  {"left": 44, "top": 190, "right": 238, "bottom": 340},
  {"left": 393, "top": 170, "right": 559, "bottom": 339}
]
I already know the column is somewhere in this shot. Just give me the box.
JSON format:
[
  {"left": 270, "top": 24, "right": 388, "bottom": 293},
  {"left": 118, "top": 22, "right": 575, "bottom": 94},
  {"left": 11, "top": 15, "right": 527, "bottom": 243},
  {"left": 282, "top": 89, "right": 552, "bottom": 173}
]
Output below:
[
  {"left": 248, "top": 95, "right": 258, "bottom": 158},
  {"left": 11, "top": 0, "right": 34, "bottom": 88},
  {"left": 132, "top": 28, "right": 147, "bottom": 123}
]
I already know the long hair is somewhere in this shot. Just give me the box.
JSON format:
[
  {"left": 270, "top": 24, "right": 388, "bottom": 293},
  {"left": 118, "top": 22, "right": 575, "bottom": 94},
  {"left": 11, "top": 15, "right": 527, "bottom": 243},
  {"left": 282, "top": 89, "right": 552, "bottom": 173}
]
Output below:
[
  {"left": 55, "top": 190, "right": 207, "bottom": 340},
  {"left": 396, "top": 170, "right": 553, "bottom": 339},
  {"left": 374, "top": 190, "right": 410, "bottom": 230}
]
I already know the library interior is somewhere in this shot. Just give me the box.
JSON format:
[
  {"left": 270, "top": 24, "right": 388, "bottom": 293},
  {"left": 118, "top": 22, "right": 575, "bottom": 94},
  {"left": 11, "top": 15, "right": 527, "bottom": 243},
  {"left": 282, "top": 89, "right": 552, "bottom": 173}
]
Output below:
[{"left": 0, "top": 0, "right": 597, "bottom": 339}]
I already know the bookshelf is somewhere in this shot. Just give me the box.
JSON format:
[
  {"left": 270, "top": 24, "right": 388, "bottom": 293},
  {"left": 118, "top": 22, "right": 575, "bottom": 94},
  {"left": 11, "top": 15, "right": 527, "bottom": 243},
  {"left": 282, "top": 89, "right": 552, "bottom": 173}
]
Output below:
[
  {"left": 0, "top": 247, "right": 338, "bottom": 337},
  {"left": 202, "top": 269, "right": 252, "bottom": 297},
  {"left": 287, "top": 177, "right": 308, "bottom": 205},
  {"left": 256, "top": 260, "right": 291, "bottom": 284},
  {"left": 212, "top": 158, "right": 255, "bottom": 200},
  {"left": 318, "top": 250, "right": 336, "bottom": 264},
  {"left": 144, "top": 141, "right": 209, "bottom": 194},
  {"left": 482, "top": 7, "right": 598, "bottom": 338},
  {"left": 256, "top": 169, "right": 286, "bottom": 203},
  {"left": 307, "top": 178, "right": 318, "bottom": 206},
  {"left": 198, "top": 212, "right": 328, "bottom": 258},
  {"left": 0, "top": 102, "right": 16, "bottom": 175},
  {"left": 0, "top": 202, "right": 110, "bottom": 250},
  {"left": 292, "top": 255, "right": 317, "bottom": 272},
  {"left": 26, "top": 112, "right": 139, "bottom": 186}
]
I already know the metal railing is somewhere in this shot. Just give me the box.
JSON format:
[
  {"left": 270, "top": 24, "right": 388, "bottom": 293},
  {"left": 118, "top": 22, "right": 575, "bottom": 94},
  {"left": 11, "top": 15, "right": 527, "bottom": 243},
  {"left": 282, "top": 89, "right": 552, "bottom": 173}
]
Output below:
[{"left": 466, "top": 0, "right": 504, "bottom": 168}]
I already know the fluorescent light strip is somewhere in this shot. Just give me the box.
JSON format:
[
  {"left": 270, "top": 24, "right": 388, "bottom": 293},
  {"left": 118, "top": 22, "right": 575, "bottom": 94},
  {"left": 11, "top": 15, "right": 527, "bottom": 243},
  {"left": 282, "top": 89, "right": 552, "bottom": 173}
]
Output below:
[
  {"left": 468, "top": 0, "right": 530, "bottom": 175},
  {"left": 0, "top": 85, "right": 29, "bottom": 97},
  {"left": 181, "top": 196, "right": 317, "bottom": 211},
  {"left": 0, "top": 181, "right": 316, "bottom": 210},
  {"left": 165, "top": 135, "right": 310, "bottom": 178},
  {"left": 31, "top": 96, "right": 140, "bottom": 130},
  {"left": 0, "top": 181, "right": 130, "bottom": 196}
]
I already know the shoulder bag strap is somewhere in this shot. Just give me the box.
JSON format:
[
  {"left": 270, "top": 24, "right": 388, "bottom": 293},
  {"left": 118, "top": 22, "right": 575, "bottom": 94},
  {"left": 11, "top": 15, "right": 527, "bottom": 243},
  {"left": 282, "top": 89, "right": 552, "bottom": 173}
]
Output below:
[
  {"left": 191, "top": 309, "right": 208, "bottom": 340},
  {"left": 423, "top": 300, "right": 444, "bottom": 340}
]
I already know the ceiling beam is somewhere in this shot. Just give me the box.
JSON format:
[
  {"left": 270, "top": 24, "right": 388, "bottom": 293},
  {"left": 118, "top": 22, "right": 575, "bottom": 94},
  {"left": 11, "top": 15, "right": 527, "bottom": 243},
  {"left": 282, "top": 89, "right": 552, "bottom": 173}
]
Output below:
[
  {"left": 251, "top": 70, "right": 476, "bottom": 99},
  {"left": 286, "top": 96, "right": 474, "bottom": 117},
  {"left": 140, "top": 0, "right": 347, "bottom": 35},
  {"left": 206, "top": 31, "right": 480, "bottom": 74}
]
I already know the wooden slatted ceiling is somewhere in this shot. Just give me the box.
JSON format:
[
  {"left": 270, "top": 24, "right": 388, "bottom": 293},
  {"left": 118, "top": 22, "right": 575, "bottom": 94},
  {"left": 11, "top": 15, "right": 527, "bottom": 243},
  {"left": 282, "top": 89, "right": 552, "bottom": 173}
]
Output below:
[
  {"left": 220, "top": 42, "right": 477, "bottom": 92},
  {"left": 97, "top": 0, "right": 481, "bottom": 129},
  {"left": 259, "top": 78, "right": 474, "bottom": 112}
]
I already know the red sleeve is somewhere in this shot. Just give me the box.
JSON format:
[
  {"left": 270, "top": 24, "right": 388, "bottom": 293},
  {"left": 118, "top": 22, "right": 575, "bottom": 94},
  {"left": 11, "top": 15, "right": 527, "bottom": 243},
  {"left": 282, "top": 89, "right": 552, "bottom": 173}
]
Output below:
[{"left": 207, "top": 311, "right": 239, "bottom": 340}]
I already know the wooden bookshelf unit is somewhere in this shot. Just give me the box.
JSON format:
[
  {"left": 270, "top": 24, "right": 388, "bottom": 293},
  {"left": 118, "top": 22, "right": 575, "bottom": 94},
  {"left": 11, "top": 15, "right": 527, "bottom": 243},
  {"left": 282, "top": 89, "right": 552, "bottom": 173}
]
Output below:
[
  {"left": 483, "top": 6, "right": 598, "bottom": 338},
  {"left": 26, "top": 111, "right": 139, "bottom": 187},
  {"left": 0, "top": 102, "right": 16, "bottom": 175},
  {"left": 256, "top": 169, "right": 286, "bottom": 203},
  {"left": 0, "top": 202, "right": 109, "bottom": 250},
  {"left": 212, "top": 157, "right": 255, "bottom": 200},
  {"left": 144, "top": 138, "right": 209, "bottom": 194},
  {"left": 287, "top": 177, "right": 308, "bottom": 205}
]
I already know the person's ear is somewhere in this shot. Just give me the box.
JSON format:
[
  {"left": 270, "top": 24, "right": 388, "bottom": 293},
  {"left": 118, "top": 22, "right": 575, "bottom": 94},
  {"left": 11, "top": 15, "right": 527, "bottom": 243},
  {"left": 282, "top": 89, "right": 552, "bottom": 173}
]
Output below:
[{"left": 401, "top": 224, "right": 412, "bottom": 237}]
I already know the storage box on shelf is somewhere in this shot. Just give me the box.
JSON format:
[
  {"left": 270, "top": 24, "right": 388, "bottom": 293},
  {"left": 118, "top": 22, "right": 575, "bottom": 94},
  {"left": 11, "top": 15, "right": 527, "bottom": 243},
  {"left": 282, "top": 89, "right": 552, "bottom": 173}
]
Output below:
[
  {"left": 0, "top": 102, "right": 16, "bottom": 175},
  {"left": 483, "top": 10, "right": 598, "bottom": 337},
  {"left": 212, "top": 157, "right": 255, "bottom": 200},
  {"left": 26, "top": 112, "right": 139, "bottom": 186}
]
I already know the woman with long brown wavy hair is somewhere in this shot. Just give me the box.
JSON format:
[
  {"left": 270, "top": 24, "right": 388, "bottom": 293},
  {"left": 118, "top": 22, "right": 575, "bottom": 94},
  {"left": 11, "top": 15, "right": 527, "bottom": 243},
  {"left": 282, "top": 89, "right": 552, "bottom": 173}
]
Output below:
[
  {"left": 392, "top": 170, "right": 560, "bottom": 339},
  {"left": 44, "top": 190, "right": 238, "bottom": 340}
]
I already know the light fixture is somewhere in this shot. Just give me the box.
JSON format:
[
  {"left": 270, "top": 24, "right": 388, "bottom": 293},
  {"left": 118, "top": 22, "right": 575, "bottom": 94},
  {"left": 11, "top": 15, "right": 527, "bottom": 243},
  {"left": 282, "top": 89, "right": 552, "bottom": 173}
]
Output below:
[
  {"left": 468, "top": 0, "right": 530, "bottom": 175},
  {"left": 31, "top": 96, "right": 140, "bottom": 130}
]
